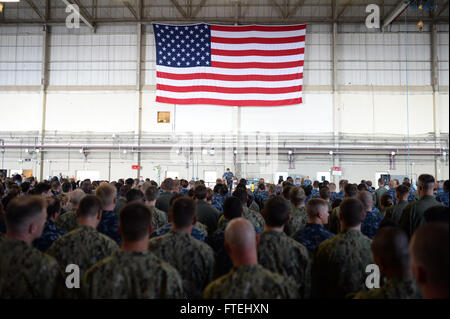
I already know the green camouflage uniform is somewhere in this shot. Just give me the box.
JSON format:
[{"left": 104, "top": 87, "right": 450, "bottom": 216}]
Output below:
[
  {"left": 149, "top": 206, "right": 168, "bottom": 230},
  {"left": 217, "top": 206, "right": 264, "bottom": 232},
  {"left": 284, "top": 206, "right": 307, "bottom": 237},
  {"left": 354, "top": 277, "right": 422, "bottom": 299},
  {"left": 399, "top": 195, "right": 442, "bottom": 238},
  {"left": 47, "top": 225, "right": 118, "bottom": 277},
  {"left": 257, "top": 230, "right": 311, "bottom": 298},
  {"left": 114, "top": 197, "right": 127, "bottom": 215},
  {"left": 195, "top": 221, "right": 208, "bottom": 235},
  {"left": 249, "top": 201, "right": 260, "bottom": 213},
  {"left": 82, "top": 250, "right": 184, "bottom": 299},
  {"left": 374, "top": 187, "right": 388, "bottom": 209},
  {"left": 148, "top": 229, "right": 215, "bottom": 298},
  {"left": 55, "top": 210, "right": 78, "bottom": 232},
  {"left": 383, "top": 200, "right": 409, "bottom": 225},
  {"left": 0, "top": 238, "right": 62, "bottom": 298},
  {"left": 203, "top": 264, "right": 299, "bottom": 299},
  {"left": 312, "top": 229, "right": 373, "bottom": 298},
  {"left": 327, "top": 206, "right": 341, "bottom": 234}
]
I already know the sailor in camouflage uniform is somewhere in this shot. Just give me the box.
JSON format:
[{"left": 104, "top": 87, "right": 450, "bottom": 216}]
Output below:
[
  {"left": 312, "top": 198, "right": 374, "bottom": 298},
  {"left": 95, "top": 183, "right": 121, "bottom": 246},
  {"left": 203, "top": 218, "right": 299, "bottom": 299},
  {"left": 144, "top": 185, "right": 168, "bottom": 230},
  {"left": 33, "top": 197, "right": 67, "bottom": 252},
  {"left": 354, "top": 227, "right": 421, "bottom": 299},
  {"left": 47, "top": 195, "right": 118, "bottom": 298},
  {"left": 55, "top": 189, "right": 86, "bottom": 232},
  {"left": 257, "top": 196, "right": 311, "bottom": 298},
  {"left": 358, "top": 191, "right": 382, "bottom": 239},
  {"left": 381, "top": 184, "right": 410, "bottom": 226},
  {"left": 284, "top": 187, "right": 308, "bottom": 236},
  {"left": 0, "top": 196, "right": 63, "bottom": 298},
  {"left": 82, "top": 201, "right": 184, "bottom": 299},
  {"left": 328, "top": 183, "right": 358, "bottom": 234},
  {"left": 293, "top": 198, "right": 334, "bottom": 255},
  {"left": 148, "top": 197, "right": 215, "bottom": 298},
  {"left": 156, "top": 178, "right": 175, "bottom": 214},
  {"left": 399, "top": 174, "right": 442, "bottom": 238}
]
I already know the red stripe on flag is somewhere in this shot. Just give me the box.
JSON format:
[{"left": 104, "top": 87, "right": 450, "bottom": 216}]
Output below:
[
  {"left": 156, "top": 96, "right": 302, "bottom": 106},
  {"left": 211, "top": 35, "right": 305, "bottom": 44},
  {"left": 211, "top": 60, "right": 304, "bottom": 69},
  {"left": 210, "top": 25, "right": 306, "bottom": 32},
  {"left": 211, "top": 48, "right": 304, "bottom": 56},
  {"left": 157, "top": 71, "right": 303, "bottom": 82},
  {"left": 157, "top": 84, "right": 302, "bottom": 94}
]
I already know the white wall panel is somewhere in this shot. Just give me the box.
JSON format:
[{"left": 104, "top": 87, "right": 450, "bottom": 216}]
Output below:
[{"left": 0, "top": 92, "right": 42, "bottom": 131}]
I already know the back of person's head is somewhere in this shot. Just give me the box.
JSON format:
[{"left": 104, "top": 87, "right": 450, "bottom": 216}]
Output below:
[
  {"left": 224, "top": 218, "right": 256, "bottom": 255},
  {"left": 424, "top": 205, "right": 449, "bottom": 224},
  {"left": 339, "top": 198, "right": 365, "bottom": 228},
  {"left": 125, "top": 178, "right": 134, "bottom": 187},
  {"left": 70, "top": 189, "right": 86, "bottom": 207},
  {"left": 206, "top": 188, "right": 214, "bottom": 202},
  {"left": 119, "top": 184, "right": 131, "bottom": 198},
  {"left": 306, "top": 198, "right": 329, "bottom": 220},
  {"left": 267, "top": 183, "right": 276, "bottom": 195},
  {"left": 51, "top": 181, "right": 60, "bottom": 191},
  {"left": 194, "top": 185, "right": 207, "bottom": 200},
  {"left": 444, "top": 180, "right": 450, "bottom": 192},
  {"left": 396, "top": 184, "right": 410, "bottom": 199},
  {"left": 378, "top": 178, "right": 386, "bottom": 186},
  {"left": 219, "top": 184, "right": 229, "bottom": 196},
  {"left": 357, "top": 183, "right": 367, "bottom": 192},
  {"left": 366, "top": 180, "right": 373, "bottom": 188},
  {"left": 418, "top": 174, "right": 435, "bottom": 192},
  {"left": 33, "top": 182, "right": 51, "bottom": 196},
  {"left": 171, "top": 197, "right": 196, "bottom": 228},
  {"left": 119, "top": 201, "right": 152, "bottom": 242},
  {"left": 319, "top": 186, "right": 331, "bottom": 200},
  {"left": 264, "top": 196, "right": 289, "bottom": 227},
  {"left": 181, "top": 179, "right": 189, "bottom": 188},
  {"left": 77, "top": 195, "right": 103, "bottom": 218},
  {"left": 258, "top": 183, "right": 265, "bottom": 191},
  {"left": 357, "top": 190, "right": 373, "bottom": 210},
  {"left": 46, "top": 197, "right": 61, "bottom": 219},
  {"left": 282, "top": 180, "right": 292, "bottom": 189},
  {"left": 169, "top": 193, "right": 185, "bottom": 207},
  {"left": 410, "top": 222, "right": 449, "bottom": 298},
  {"left": 95, "top": 183, "right": 116, "bottom": 208},
  {"left": 144, "top": 185, "right": 158, "bottom": 202},
  {"left": 161, "top": 178, "right": 174, "bottom": 191},
  {"left": 313, "top": 180, "right": 320, "bottom": 188},
  {"left": 126, "top": 189, "right": 144, "bottom": 203},
  {"left": 232, "top": 187, "right": 248, "bottom": 205},
  {"left": 380, "top": 193, "right": 394, "bottom": 209},
  {"left": 331, "top": 198, "right": 343, "bottom": 210},
  {"left": 223, "top": 196, "right": 243, "bottom": 221},
  {"left": 289, "top": 186, "right": 306, "bottom": 206},
  {"left": 303, "top": 185, "right": 312, "bottom": 197},
  {"left": 80, "top": 181, "right": 92, "bottom": 195},
  {"left": 344, "top": 183, "right": 358, "bottom": 198},
  {"left": 5, "top": 196, "right": 46, "bottom": 235},
  {"left": 61, "top": 182, "right": 72, "bottom": 193},
  {"left": 339, "top": 179, "right": 348, "bottom": 189},
  {"left": 213, "top": 184, "right": 222, "bottom": 194},
  {"left": 13, "top": 174, "right": 22, "bottom": 183},
  {"left": 282, "top": 184, "right": 293, "bottom": 200},
  {"left": 372, "top": 227, "right": 410, "bottom": 274},
  {"left": 21, "top": 182, "right": 31, "bottom": 194}
]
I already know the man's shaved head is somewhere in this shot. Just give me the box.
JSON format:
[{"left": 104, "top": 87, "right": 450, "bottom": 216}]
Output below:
[
  {"left": 70, "top": 189, "right": 86, "bottom": 207},
  {"left": 372, "top": 227, "right": 410, "bottom": 274},
  {"left": 225, "top": 218, "right": 256, "bottom": 255}
]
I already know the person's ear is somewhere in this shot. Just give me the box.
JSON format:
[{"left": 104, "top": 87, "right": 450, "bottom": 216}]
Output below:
[
  {"left": 361, "top": 212, "right": 367, "bottom": 222},
  {"left": 149, "top": 224, "right": 153, "bottom": 236},
  {"left": 97, "top": 210, "right": 103, "bottom": 221},
  {"left": 412, "top": 264, "right": 427, "bottom": 286},
  {"left": 255, "top": 233, "right": 260, "bottom": 245},
  {"left": 192, "top": 216, "right": 197, "bottom": 225},
  {"left": 225, "top": 242, "right": 231, "bottom": 256}
]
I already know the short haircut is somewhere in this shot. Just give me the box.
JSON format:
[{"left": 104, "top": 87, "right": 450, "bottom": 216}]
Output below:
[
  {"left": 424, "top": 205, "right": 449, "bottom": 224},
  {"left": 372, "top": 227, "right": 410, "bottom": 271},
  {"left": 206, "top": 188, "right": 214, "bottom": 202},
  {"left": 161, "top": 178, "right": 174, "bottom": 191},
  {"left": 223, "top": 196, "right": 243, "bottom": 220},
  {"left": 78, "top": 195, "right": 103, "bottom": 218},
  {"left": 357, "top": 190, "right": 373, "bottom": 210},
  {"left": 169, "top": 193, "right": 185, "bottom": 207},
  {"left": 263, "top": 196, "right": 290, "bottom": 227},
  {"left": 5, "top": 196, "right": 46, "bottom": 234},
  {"left": 267, "top": 184, "right": 277, "bottom": 194},
  {"left": 95, "top": 183, "right": 116, "bottom": 207},
  {"left": 119, "top": 184, "right": 131, "bottom": 197},
  {"left": 70, "top": 189, "right": 86, "bottom": 206},
  {"left": 194, "top": 185, "right": 207, "bottom": 200},
  {"left": 144, "top": 185, "right": 159, "bottom": 202},
  {"left": 366, "top": 181, "right": 372, "bottom": 187},
  {"left": 306, "top": 198, "right": 329, "bottom": 219},
  {"left": 126, "top": 189, "right": 144, "bottom": 203},
  {"left": 344, "top": 183, "right": 358, "bottom": 198},
  {"left": 339, "top": 198, "right": 364, "bottom": 227},
  {"left": 282, "top": 184, "right": 293, "bottom": 200},
  {"left": 339, "top": 179, "right": 348, "bottom": 188},
  {"left": 46, "top": 197, "right": 61, "bottom": 219},
  {"left": 232, "top": 187, "right": 248, "bottom": 205},
  {"left": 171, "top": 197, "right": 196, "bottom": 228},
  {"left": 418, "top": 174, "right": 435, "bottom": 191},
  {"left": 444, "top": 180, "right": 449, "bottom": 192},
  {"left": 313, "top": 181, "right": 320, "bottom": 188},
  {"left": 289, "top": 187, "right": 306, "bottom": 206},
  {"left": 258, "top": 183, "right": 265, "bottom": 191},
  {"left": 125, "top": 178, "right": 134, "bottom": 186},
  {"left": 410, "top": 223, "right": 449, "bottom": 292},
  {"left": 396, "top": 184, "right": 410, "bottom": 198},
  {"left": 34, "top": 182, "right": 51, "bottom": 195},
  {"left": 380, "top": 193, "right": 394, "bottom": 208},
  {"left": 331, "top": 198, "right": 343, "bottom": 210},
  {"left": 51, "top": 181, "right": 60, "bottom": 191},
  {"left": 61, "top": 182, "right": 72, "bottom": 193},
  {"left": 219, "top": 184, "right": 229, "bottom": 196},
  {"left": 378, "top": 178, "right": 386, "bottom": 186},
  {"left": 319, "top": 186, "right": 331, "bottom": 200},
  {"left": 357, "top": 183, "right": 367, "bottom": 192},
  {"left": 119, "top": 201, "right": 152, "bottom": 242}
]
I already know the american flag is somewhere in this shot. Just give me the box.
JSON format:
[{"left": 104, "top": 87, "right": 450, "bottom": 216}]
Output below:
[{"left": 153, "top": 23, "right": 305, "bottom": 107}]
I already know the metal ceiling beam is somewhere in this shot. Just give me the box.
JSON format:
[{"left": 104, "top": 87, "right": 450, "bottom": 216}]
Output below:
[
  {"left": 336, "top": 0, "right": 352, "bottom": 20},
  {"left": 122, "top": 1, "right": 138, "bottom": 19},
  {"left": 170, "top": 0, "right": 188, "bottom": 19},
  {"left": 25, "top": 0, "right": 45, "bottom": 21},
  {"left": 268, "top": 0, "right": 287, "bottom": 19},
  {"left": 437, "top": 0, "right": 449, "bottom": 17},
  {"left": 191, "top": 0, "right": 207, "bottom": 19},
  {"left": 286, "top": 0, "right": 306, "bottom": 19},
  {"left": 382, "top": 0, "right": 411, "bottom": 29}
]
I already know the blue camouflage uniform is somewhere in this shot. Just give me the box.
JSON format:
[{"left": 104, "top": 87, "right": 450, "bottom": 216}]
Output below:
[
  {"left": 437, "top": 191, "right": 449, "bottom": 207},
  {"left": 330, "top": 192, "right": 337, "bottom": 201},
  {"left": 387, "top": 188, "right": 397, "bottom": 205},
  {"left": 97, "top": 210, "right": 121, "bottom": 246},
  {"left": 151, "top": 223, "right": 206, "bottom": 242},
  {"left": 335, "top": 189, "right": 345, "bottom": 200},
  {"left": 293, "top": 223, "right": 334, "bottom": 255},
  {"left": 212, "top": 194, "right": 226, "bottom": 212},
  {"left": 180, "top": 188, "right": 189, "bottom": 195},
  {"left": 303, "top": 179, "right": 312, "bottom": 187},
  {"left": 361, "top": 210, "right": 382, "bottom": 239},
  {"left": 407, "top": 188, "right": 416, "bottom": 202},
  {"left": 32, "top": 220, "right": 66, "bottom": 252},
  {"left": 305, "top": 189, "right": 320, "bottom": 204},
  {"left": 254, "top": 191, "right": 269, "bottom": 210}
]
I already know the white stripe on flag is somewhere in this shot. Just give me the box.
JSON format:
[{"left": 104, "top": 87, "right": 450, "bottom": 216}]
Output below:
[
  {"left": 156, "top": 78, "right": 303, "bottom": 88},
  {"left": 210, "top": 29, "right": 306, "bottom": 38},
  {"left": 210, "top": 42, "right": 305, "bottom": 51},
  {"left": 156, "top": 65, "right": 303, "bottom": 76},
  {"left": 211, "top": 54, "right": 304, "bottom": 63},
  {"left": 156, "top": 90, "right": 301, "bottom": 101}
]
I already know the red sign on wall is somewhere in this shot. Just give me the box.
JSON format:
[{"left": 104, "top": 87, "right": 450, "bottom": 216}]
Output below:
[{"left": 132, "top": 165, "right": 141, "bottom": 170}]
